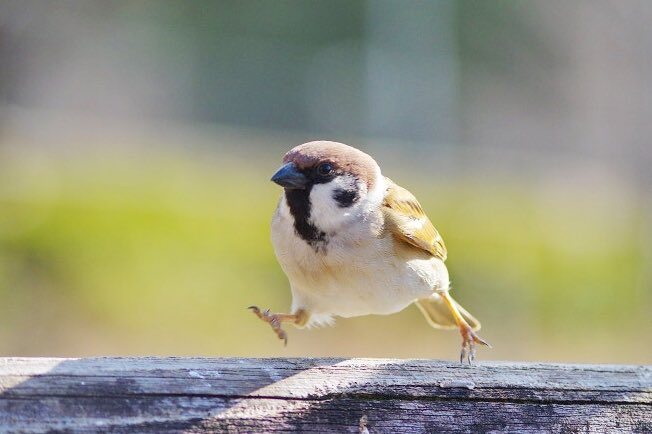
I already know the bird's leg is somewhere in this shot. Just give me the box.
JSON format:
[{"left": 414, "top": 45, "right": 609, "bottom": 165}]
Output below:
[
  {"left": 248, "top": 306, "right": 307, "bottom": 345},
  {"left": 438, "top": 291, "right": 491, "bottom": 364}
]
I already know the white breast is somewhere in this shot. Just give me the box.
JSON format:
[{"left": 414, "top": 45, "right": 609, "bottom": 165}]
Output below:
[{"left": 271, "top": 176, "right": 449, "bottom": 327}]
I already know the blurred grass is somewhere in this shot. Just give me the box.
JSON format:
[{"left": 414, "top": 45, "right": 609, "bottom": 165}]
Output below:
[{"left": 0, "top": 141, "right": 650, "bottom": 363}]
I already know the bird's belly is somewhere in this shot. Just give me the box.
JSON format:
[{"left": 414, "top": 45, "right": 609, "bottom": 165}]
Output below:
[
  {"left": 274, "top": 232, "right": 447, "bottom": 319},
  {"left": 297, "top": 265, "right": 431, "bottom": 318}
]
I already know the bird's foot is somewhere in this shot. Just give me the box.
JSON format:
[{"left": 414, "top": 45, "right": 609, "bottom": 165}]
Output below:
[
  {"left": 248, "top": 306, "right": 288, "bottom": 345},
  {"left": 459, "top": 323, "right": 491, "bottom": 365}
]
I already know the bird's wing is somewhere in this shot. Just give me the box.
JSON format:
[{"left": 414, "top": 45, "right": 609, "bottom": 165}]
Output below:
[{"left": 382, "top": 177, "right": 447, "bottom": 261}]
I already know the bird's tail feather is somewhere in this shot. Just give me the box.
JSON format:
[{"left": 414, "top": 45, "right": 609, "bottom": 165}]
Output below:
[{"left": 415, "top": 294, "right": 481, "bottom": 331}]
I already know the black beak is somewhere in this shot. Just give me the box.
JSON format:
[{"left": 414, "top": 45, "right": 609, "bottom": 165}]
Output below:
[{"left": 271, "top": 162, "right": 309, "bottom": 189}]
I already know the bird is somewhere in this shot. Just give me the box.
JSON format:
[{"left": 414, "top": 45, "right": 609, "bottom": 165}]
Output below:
[{"left": 249, "top": 141, "right": 489, "bottom": 363}]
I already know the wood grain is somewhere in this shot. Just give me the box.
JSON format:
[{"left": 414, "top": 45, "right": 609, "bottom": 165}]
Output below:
[{"left": 0, "top": 357, "right": 649, "bottom": 433}]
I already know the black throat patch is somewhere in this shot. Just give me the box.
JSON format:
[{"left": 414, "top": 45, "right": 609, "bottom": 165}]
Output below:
[{"left": 285, "top": 188, "right": 328, "bottom": 251}]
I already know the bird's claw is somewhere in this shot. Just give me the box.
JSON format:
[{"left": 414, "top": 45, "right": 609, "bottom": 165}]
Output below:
[
  {"left": 459, "top": 323, "right": 491, "bottom": 365},
  {"left": 248, "top": 306, "right": 288, "bottom": 345}
]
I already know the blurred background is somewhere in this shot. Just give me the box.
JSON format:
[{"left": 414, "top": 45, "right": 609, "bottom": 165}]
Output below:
[{"left": 1, "top": 0, "right": 651, "bottom": 364}]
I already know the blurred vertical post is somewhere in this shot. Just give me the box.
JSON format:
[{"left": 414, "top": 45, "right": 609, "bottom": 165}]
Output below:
[{"left": 364, "top": 0, "right": 459, "bottom": 146}]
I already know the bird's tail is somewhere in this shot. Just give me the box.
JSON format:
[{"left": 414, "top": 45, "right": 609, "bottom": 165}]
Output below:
[{"left": 415, "top": 293, "right": 481, "bottom": 331}]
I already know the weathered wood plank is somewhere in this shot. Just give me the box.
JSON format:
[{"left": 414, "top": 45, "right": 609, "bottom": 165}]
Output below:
[{"left": 0, "top": 357, "right": 649, "bottom": 433}]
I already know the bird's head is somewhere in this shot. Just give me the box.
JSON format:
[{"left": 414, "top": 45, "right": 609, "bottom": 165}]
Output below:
[{"left": 271, "top": 141, "right": 384, "bottom": 234}]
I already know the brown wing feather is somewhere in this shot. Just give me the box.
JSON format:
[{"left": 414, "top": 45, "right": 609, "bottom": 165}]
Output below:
[{"left": 382, "top": 178, "right": 447, "bottom": 261}]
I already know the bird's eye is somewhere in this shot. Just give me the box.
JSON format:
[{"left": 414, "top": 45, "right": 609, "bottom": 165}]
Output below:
[{"left": 317, "top": 162, "right": 334, "bottom": 176}]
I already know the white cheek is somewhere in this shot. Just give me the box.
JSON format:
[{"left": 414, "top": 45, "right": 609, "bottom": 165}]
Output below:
[
  {"left": 366, "top": 165, "right": 385, "bottom": 205},
  {"left": 309, "top": 175, "right": 363, "bottom": 232}
]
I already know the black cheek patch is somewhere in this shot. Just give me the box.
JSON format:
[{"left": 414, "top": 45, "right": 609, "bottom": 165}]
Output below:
[{"left": 333, "top": 187, "right": 360, "bottom": 208}]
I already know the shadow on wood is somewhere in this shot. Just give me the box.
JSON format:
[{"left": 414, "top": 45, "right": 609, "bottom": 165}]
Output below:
[{"left": 0, "top": 357, "right": 650, "bottom": 433}]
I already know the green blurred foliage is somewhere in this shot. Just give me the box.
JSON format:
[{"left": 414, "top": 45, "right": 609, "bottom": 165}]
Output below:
[{"left": 1, "top": 143, "right": 649, "bottom": 363}]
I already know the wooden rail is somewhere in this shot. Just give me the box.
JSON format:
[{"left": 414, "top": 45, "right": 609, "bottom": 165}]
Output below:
[{"left": 0, "top": 357, "right": 649, "bottom": 433}]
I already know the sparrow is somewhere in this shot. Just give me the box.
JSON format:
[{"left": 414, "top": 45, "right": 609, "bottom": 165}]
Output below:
[{"left": 249, "top": 141, "right": 489, "bottom": 363}]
